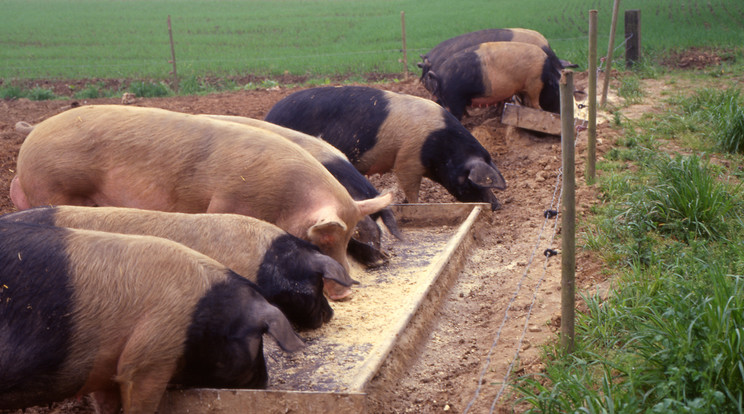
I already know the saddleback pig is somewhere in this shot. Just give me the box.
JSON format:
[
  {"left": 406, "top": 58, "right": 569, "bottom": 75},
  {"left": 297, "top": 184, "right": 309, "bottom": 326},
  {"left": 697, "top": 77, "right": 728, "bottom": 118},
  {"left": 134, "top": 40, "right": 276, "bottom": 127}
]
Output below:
[
  {"left": 424, "top": 41, "right": 561, "bottom": 120},
  {"left": 1, "top": 206, "right": 349, "bottom": 328},
  {"left": 264, "top": 86, "right": 507, "bottom": 210},
  {"left": 13, "top": 114, "right": 398, "bottom": 269},
  {"left": 0, "top": 221, "right": 304, "bottom": 413},
  {"left": 418, "top": 28, "right": 566, "bottom": 90},
  {"left": 10, "top": 105, "right": 393, "bottom": 300},
  {"left": 201, "top": 114, "right": 403, "bottom": 268}
]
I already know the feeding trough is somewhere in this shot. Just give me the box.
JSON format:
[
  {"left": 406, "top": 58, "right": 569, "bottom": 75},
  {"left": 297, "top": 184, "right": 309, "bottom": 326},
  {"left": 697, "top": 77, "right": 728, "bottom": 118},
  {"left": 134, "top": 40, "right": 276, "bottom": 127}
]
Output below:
[
  {"left": 158, "top": 203, "right": 490, "bottom": 413},
  {"left": 501, "top": 102, "right": 587, "bottom": 135}
]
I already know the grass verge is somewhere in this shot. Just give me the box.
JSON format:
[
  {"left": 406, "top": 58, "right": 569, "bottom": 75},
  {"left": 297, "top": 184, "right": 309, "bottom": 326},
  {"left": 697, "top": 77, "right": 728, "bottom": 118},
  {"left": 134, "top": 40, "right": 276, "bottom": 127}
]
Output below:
[{"left": 515, "top": 81, "right": 744, "bottom": 413}]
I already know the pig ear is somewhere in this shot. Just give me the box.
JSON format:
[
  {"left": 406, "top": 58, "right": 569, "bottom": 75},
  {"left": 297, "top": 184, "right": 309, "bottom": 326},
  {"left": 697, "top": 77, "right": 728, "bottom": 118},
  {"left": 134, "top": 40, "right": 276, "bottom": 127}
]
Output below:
[
  {"left": 318, "top": 253, "right": 359, "bottom": 286},
  {"left": 307, "top": 215, "right": 347, "bottom": 248},
  {"left": 467, "top": 160, "right": 507, "bottom": 190},
  {"left": 356, "top": 192, "right": 393, "bottom": 217},
  {"left": 425, "top": 71, "right": 441, "bottom": 94},
  {"left": 263, "top": 306, "right": 305, "bottom": 352}
]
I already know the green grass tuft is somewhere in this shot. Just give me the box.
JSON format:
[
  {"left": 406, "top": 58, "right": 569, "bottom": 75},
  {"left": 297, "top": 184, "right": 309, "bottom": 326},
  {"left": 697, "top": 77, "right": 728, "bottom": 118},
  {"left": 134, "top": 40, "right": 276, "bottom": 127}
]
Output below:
[
  {"left": 126, "top": 81, "right": 171, "bottom": 98},
  {"left": 617, "top": 75, "right": 645, "bottom": 105},
  {"left": 26, "top": 87, "right": 56, "bottom": 101},
  {"left": 0, "top": 84, "right": 25, "bottom": 100},
  {"left": 643, "top": 154, "right": 742, "bottom": 241},
  {"left": 715, "top": 97, "right": 744, "bottom": 154}
]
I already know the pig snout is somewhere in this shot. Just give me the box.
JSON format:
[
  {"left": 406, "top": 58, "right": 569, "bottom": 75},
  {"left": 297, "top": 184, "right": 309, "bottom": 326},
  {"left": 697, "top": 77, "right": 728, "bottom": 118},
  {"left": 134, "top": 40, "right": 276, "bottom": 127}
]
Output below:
[
  {"left": 323, "top": 268, "right": 360, "bottom": 301},
  {"left": 314, "top": 251, "right": 359, "bottom": 301},
  {"left": 323, "top": 279, "right": 355, "bottom": 301}
]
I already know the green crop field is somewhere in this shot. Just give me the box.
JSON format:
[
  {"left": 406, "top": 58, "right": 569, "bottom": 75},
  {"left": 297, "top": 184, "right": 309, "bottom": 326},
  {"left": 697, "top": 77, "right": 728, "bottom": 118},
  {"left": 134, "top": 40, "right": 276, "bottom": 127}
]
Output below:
[{"left": 1, "top": 0, "right": 743, "bottom": 81}]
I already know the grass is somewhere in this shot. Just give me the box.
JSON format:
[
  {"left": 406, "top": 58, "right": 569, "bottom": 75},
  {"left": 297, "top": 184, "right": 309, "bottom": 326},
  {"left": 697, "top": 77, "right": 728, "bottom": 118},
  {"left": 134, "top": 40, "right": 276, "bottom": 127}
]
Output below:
[
  {"left": 644, "top": 154, "right": 742, "bottom": 240},
  {"left": 669, "top": 87, "right": 744, "bottom": 154},
  {"left": 1, "top": 0, "right": 743, "bottom": 83},
  {"left": 617, "top": 75, "right": 645, "bottom": 105},
  {"left": 515, "top": 83, "right": 744, "bottom": 413}
]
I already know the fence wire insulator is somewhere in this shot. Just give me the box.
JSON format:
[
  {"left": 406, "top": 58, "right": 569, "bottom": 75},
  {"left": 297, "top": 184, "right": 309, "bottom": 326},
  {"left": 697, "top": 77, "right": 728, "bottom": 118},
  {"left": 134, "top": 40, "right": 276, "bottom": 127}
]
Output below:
[
  {"left": 544, "top": 248, "right": 558, "bottom": 257},
  {"left": 544, "top": 209, "right": 558, "bottom": 219}
]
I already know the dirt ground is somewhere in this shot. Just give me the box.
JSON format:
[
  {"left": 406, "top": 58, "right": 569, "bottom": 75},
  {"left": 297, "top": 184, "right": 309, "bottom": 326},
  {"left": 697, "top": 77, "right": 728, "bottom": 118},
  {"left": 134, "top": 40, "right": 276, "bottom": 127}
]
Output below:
[{"left": 0, "top": 70, "right": 644, "bottom": 413}]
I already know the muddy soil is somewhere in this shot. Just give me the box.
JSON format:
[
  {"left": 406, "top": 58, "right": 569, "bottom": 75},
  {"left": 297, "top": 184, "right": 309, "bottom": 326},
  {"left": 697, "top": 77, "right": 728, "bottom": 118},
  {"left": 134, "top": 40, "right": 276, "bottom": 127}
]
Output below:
[{"left": 1, "top": 71, "right": 633, "bottom": 413}]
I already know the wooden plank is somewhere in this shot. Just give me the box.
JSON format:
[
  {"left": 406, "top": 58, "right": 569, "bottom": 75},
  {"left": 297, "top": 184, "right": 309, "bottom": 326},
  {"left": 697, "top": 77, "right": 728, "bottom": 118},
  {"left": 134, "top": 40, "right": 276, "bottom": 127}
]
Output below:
[{"left": 501, "top": 103, "right": 562, "bottom": 135}]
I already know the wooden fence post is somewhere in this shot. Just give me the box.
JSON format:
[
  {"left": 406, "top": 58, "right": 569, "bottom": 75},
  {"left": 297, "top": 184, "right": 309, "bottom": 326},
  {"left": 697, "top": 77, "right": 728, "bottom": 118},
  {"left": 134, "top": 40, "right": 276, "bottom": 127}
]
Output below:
[
  {"left": 167, "top": 15, "right": 179, "bottom": 93},
  {"left": 587, "top": 10, "right": 598, "bottom": 185},
  {"left": 600, "top": 0, "right": 621, "bottom": 107},
  {"left": 625, "top": 9, "right": 641, "bottom": 68},
  {"left": 560, "top": 70, "right": 576, "bottom": 355},
  {"left": 401, "top": 11, "right": 408, "bottom": 79}
]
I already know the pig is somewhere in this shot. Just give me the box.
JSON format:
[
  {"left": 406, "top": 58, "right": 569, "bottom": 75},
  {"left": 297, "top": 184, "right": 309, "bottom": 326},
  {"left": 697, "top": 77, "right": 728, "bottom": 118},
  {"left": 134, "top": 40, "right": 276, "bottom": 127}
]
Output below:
[
  {"left": 0, "top": 221, "right": 304, "bottom": 413},
  {"left": 13, "top": 115, "right": 399, "bottom": 268},
  {"left": 201, "top": 114, "right": 403, "bottom": 268},
  {"left": 418, "top": 28, "right": 566, "bottom": 90},
  {"left": 264, "top": 86, "right": 507, "bottom": 210},
  {"left": 0, "top": 205, "right": 349, "bottom": 328},
  {"left": 424, "top": 41, "right": 561, "bottom": 120},
  {"left": 10, "top": 105, "right": 393, "bottom": 300}
]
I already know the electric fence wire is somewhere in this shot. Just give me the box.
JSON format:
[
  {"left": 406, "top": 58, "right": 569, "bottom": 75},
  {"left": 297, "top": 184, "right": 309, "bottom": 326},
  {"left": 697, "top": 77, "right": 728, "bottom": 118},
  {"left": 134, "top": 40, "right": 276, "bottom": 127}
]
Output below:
[
  {"left": 462, "top": 167, "right": 564, "bottom": 414},
  {"left": 487, "top": 170, "right": 565, "bottom": 414},
  {"left": 597, "top": 32, "right": 633, "bottom": 73}
]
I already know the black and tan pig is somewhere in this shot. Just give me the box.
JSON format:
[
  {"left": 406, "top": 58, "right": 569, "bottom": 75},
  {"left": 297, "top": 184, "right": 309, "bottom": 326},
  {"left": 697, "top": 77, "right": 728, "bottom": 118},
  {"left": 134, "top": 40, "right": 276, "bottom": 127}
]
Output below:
[
  {"left": 0, "top": 221, "right": 304, "bottom": 413},
  {"left": 10, "top": 105, "right": 393, "bottom": 300},
  {"left": 418, "top": 28, "right": 566, "bottom": 90},
  {"left": 200, "top": 114, "right": 402, "bottom": 268},
  {"left": 424, "top": 41, "right": 561, "bottom": 120},
  {"left": 1, "top": 205, "right": 350, "bottom": 327},
  {"left": 264, "top": 86, "right": 507, "bottom": 210}
]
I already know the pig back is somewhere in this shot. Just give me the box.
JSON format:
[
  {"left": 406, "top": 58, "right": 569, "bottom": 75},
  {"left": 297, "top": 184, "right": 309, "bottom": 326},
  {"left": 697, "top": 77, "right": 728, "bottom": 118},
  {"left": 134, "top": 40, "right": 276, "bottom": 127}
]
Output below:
[
  {"left": 58, "top": 206, "right": 281, "bottom": 280},
  {"left": 424, "top": 28, "right": 549, "bottom": 68},
  {"left": 15, "top": 105, "right": 352, "bottom": 223},
  {"left": 474, "top": 42, "right": 549, "bottom": 97}
]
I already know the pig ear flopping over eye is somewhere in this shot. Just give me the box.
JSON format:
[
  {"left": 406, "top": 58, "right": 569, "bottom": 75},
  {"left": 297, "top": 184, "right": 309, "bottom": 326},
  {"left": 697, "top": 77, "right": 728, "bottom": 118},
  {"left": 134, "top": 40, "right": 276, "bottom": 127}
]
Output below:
[
  {"left": 467, "top": 160, "right": 507, "bottom": 190},
  {"left": 261, "top": 305, "right": 306, "bottom": 353},
  {"left": 317, "top": 253, "right": 359, "bottom": 286}
]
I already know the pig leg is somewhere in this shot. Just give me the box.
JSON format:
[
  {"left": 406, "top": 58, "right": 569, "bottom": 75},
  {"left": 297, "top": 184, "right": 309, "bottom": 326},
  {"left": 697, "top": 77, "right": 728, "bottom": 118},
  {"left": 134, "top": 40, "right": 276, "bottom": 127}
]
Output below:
[
  {"left": 117, "top": 357, "right": 175, "bottom": 414},
  {"left": 118, "top": 369, "right": 172, "bottom": 414},
  {"left": 116, "top": 324, "right": 181, "bottom": 414},
  {"left": 393, "top": 158, "right": 425, "bottom": 204},
  {"left": 523, "top": 80, "right": 545, "bottom": 110},
  {"left": 11, "top": 175, "right": 98, "bottom": 209},
  {"left": 89, "top": 390, "right": 122, "bottom": 414}
]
